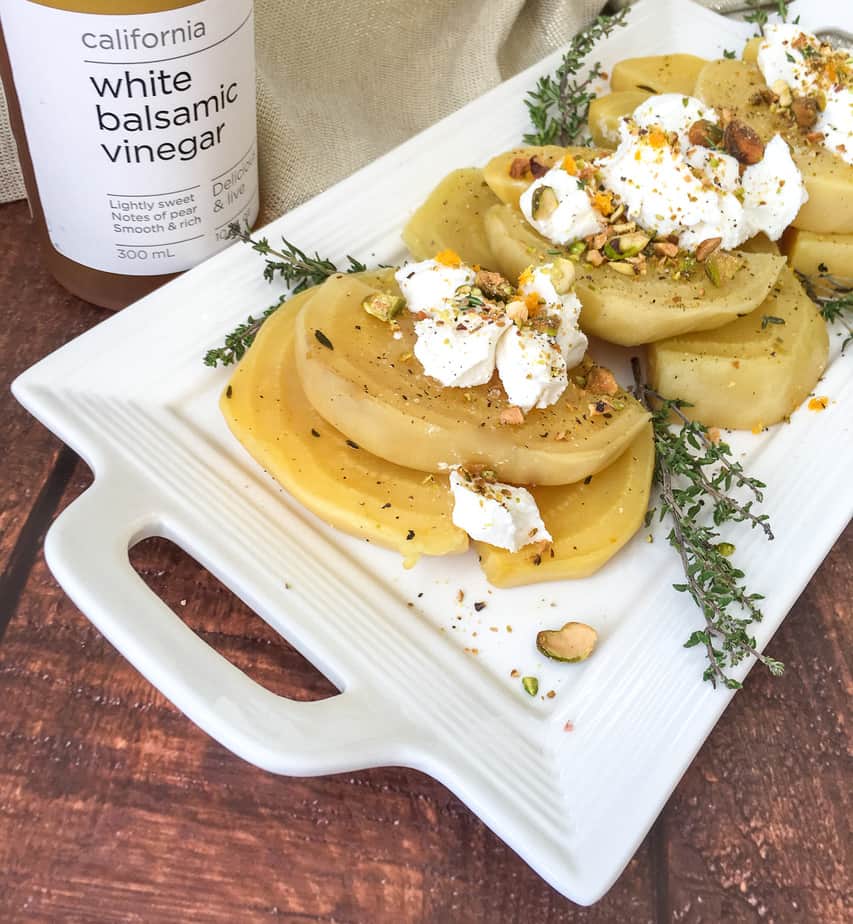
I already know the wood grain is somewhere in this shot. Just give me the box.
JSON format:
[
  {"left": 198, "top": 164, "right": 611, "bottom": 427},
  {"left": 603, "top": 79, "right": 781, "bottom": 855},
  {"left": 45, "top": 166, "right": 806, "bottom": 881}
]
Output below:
[
  {"left": 0, "top": 198, "right": 849, "bottom": 922},
  {"left": 0, "top": 200, "right": 104, "bottom": 633}
]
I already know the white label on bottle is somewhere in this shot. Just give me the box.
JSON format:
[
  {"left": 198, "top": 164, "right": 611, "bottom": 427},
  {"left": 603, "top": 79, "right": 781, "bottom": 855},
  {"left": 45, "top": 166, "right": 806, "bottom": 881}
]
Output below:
[{"left": 1, "top": 0, "right": 258, "bottom": 275}]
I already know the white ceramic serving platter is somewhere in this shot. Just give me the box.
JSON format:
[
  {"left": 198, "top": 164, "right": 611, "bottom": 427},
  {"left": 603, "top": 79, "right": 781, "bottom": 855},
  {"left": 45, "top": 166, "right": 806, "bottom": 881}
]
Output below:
[{"left": 12, "top": 0, "right": 853, "bottom": 905}]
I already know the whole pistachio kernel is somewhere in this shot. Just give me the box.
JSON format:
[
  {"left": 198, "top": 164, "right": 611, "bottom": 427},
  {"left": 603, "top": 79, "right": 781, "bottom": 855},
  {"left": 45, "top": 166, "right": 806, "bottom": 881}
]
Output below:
[
  {"left": 531, "top": 185, "right": 559, "bottom": 221},
  {"left": 362, "top": 292, "right": 405, "bottom": 322},
  {"left": 536, "top": 621, "right": 598, "bottom": 663}
]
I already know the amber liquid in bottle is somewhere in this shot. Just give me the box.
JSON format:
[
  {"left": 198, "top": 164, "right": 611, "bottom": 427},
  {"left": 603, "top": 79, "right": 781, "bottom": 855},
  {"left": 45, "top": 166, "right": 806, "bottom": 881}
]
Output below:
[{"left": 0, "top": 0, "right": 258, "bottom": 309}]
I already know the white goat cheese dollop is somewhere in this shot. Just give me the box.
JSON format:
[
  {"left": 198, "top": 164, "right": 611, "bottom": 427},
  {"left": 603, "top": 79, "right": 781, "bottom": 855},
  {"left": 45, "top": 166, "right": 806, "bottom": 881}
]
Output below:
[
  {"left": 520, "top": 162, "right": 608, "bottom": 244},
  {"left": 599, "top": 94, "right": 807, "bottom": 250},
  {"left": 449, "top": 469, "right": 551, "bottom": 552},
  {"left": 395, "top": 258, "right": 586, "bottom": 409},
  {"left": 496, "top": 265, "right": 588, "bottom": 412},
  {"left": 757, "top": 23, "right": 853, "bottom": 166},
  {"left": 395, "top": 259, "right": 506, "bottom": 387}
]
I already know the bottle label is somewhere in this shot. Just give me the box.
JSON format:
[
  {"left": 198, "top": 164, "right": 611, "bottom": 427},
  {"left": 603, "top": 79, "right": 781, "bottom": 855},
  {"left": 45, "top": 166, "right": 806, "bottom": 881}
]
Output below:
[{"left": 1, "top": 0, "right": 259, "bottom": 275}]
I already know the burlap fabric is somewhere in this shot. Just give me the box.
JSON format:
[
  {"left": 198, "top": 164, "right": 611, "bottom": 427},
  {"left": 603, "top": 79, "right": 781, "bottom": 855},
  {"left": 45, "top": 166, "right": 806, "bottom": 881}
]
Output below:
[{"left": 0, "top": 0, "right": 606, "bottom": 217}]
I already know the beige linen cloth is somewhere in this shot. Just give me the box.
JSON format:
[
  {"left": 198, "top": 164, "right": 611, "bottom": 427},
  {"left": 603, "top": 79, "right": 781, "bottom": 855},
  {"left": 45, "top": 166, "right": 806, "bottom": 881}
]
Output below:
[{"left": 0, "top": 0, "right": 607, "bottom": 218}]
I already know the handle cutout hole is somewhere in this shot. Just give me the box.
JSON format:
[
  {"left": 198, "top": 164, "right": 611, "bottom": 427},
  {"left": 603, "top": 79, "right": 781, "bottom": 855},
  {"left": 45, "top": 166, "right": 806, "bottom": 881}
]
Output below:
[{"left": 130, "top": 538, "right": 338, "bottom": 702}]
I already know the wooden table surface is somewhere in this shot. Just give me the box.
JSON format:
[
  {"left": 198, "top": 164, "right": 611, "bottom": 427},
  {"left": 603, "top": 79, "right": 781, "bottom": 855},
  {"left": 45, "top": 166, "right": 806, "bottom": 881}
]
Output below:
[{"left": 0, "top": 198, "right": 850, "bottom": 923}]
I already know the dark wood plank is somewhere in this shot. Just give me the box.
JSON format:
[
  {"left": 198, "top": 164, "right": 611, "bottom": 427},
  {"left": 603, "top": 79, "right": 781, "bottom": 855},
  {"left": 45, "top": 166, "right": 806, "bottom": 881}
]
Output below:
[
  {"left": 0, "top": 201, "right": 105, "bottom": 585},
  {"left": 0, "top": 461, "right": 657, "bottom": 924},
  {"left": 660, "top": 529, "right": 852, "bottom": 924}
]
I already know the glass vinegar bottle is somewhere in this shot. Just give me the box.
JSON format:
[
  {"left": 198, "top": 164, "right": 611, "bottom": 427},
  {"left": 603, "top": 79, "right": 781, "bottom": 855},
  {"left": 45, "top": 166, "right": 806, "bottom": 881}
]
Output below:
[{"left": 0, "top": 0, "right": 259, "bottom": 308}]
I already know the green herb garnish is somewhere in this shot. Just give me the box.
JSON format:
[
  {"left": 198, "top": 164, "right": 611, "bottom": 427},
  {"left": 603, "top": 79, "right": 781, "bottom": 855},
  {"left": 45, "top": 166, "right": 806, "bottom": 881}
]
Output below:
[
  {"left": 632, "top": 359, "right": 783, "bottom": 690},
  {"left": 744, "top": 0, "right": 789, "bottom": 36},
  {"left": 202, "top": 224, "right": 368, "bottom": 367},
  {"left": 524, "top": 7, "right": 630, "bottom": 146},
  {"left": 797, "top": 270, "right": 853, "bottom": 354},
  {"left": 227, "top": 222, "right": 367, "bottom": 290},
  {"left": 315, "top": 330, "right": 334, "bottom": 350}
]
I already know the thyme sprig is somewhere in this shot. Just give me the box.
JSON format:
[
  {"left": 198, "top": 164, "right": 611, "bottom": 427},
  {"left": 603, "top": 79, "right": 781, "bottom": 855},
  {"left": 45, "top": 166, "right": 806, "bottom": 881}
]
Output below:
[
  {"left": 202, "top": 297, "right": 286, "bottom": 368},
  {"left": 743, "top": 0, "right": 790, "bottom": 36},
  {"left": 798, "top": 270, "right": 853, "bottom": 353},
  {"left": 523, "top": 7, "right": 629, "bottom": 147},
  {"left": 632, "top": 359, "right": 783, "bottom": 690},
  {"left": 203, "top": 225, "right": 367, "bottom": 367},
  {"left": 226, "top": 222, "right": 367, "bottom": 292}
]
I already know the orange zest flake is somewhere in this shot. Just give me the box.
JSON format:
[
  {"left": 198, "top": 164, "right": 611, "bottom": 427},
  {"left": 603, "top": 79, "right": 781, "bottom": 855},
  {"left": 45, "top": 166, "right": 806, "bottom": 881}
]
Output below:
[
  {"left": 647, "top": 128, "right": 667, "bottom": 149},
  {"left": 562, "top": 153, "right": 578, "bottom": 175},
  {"left": 518, "top": 266, "right": 534, "bottom": 288},
  {"left": 435, "top": 248, "right": 462, "bottom": 267},
  {"left": 591, "top": 191, "right": 614, "bottom": 216},
  {"left": 808, "top": 396, "right": 829, "bottom": 411},
  {"left": 751, "top": 422, "right": 765, "bottom": 435},
  {"left": 524, "top": 291, "right": 541, "bottom": 311}
]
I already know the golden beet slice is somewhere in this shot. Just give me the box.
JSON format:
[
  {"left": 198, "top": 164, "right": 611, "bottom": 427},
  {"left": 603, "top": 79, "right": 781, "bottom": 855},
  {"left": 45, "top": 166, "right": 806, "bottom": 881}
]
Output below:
[
  {"left": 647, "top": 266, "right": 829, "bottom": 430},
  {"left": 610, "top": 53, "right": 709, "bottom": 95},
  {"left": 781, "top": 228, "right": 853, "bottom": 278},
  {"left": 588, "top": 90, "right": 651, "bottom": 147},
  {"left": 294, "top": 272, "right": 649, "bottom": 486},
  {"left": 694, "top": 59, "right": 853, "bottom": 234},
  {"left": 482, "top": 145, "right": 607, "bottom": 208},
  {"left": 477, "top": 427, "right": 654, "bottom": 587},
  {"left": 402, "top": 168, "right": 500, "bottom": 267},
  {"left": 221, "top": 283, "right": 468, "bottom": 559},
  {"left": 484, "top": 202, "right": 785, "bottom": 345}
]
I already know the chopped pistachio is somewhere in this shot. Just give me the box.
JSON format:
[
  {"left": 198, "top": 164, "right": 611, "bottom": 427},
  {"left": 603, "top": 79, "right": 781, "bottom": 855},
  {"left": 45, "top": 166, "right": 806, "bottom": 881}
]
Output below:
[
  {"left": 716, "top": 542, "right": 736, "bottom": 557},
  {"left": 549, "top": 257, "right": 576, "bottom": 294},
  {"left": 704, "top": 251, "right": 742, "bottom": 287},
  {"left": 531, "top": 186, "right": 559, "bottom": 221},
  {"left": 694, "top": 236, "right": 722, "bottom": 263},
  {"left": 536, "top": 621, "right": 598, "bottom": 663},
  {"left": 521, "top": 676, "right": 539, "bottom": 696},
  {"left": 607, "top": 260, "right": 636, "bottom": 276},
  {"left": 604, "top": 232, "right": 650, "bottom": 260},
  {"left": 362, "top": 292, "right": 405, "bottom": 322},
  {"left": 506, "top": 300, "right": 529, "bottom": 325},
  {"left": 673, "top": 253, "right": 697, "bottom": 280}
]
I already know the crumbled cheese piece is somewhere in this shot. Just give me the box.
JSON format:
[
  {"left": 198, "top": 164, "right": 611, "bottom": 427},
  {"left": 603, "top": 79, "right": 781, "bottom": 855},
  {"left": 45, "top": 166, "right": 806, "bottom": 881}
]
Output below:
[
  {"left": 396, "top": 258, "right": 585, "bottom": 409},
  {"left": 395, "top": 258, "right": 503, "bottom": 386},
  {"left": 758, "top": 23, "right": 853, "bottom": 166},
  {"left": 740, "top": 134, "right": 809, "bottom": 241},
  {"left": 449, "top": 469, "right": 551, "bottom": 552},
  {"left": 519, "top": 162, "right": 607, "bottom": 245},
  {"left": 599, "top": 93, "right": 806, "bottom": 250},
  {"left": 413, "top": 315, "right": 507, "bottom": 387},
  {"left": 495, "top": 265, "right": 587, "bottom": 412},
  {"left": 395, "top": 259, "right": 475, "bottom": 314}
]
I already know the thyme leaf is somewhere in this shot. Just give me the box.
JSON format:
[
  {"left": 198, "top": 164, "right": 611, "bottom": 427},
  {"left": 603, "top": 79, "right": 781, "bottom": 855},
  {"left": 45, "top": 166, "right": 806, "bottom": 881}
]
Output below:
[
  {"left": 797, "top": 269, "right": 853, "bottom": 354},
  {"left": 227, "top": 222, "right": 367, "bottom": 291},
  {"left": 203, "top": 296, "right": 286, "bottom": 368},
  {"left": 523, "top": 7, "right": 630, "bottom": 147},
  {"left": 632, "top": 358, "right": 782, "bottom": 690},
  {"left": 744, "top": 0, "right": 789, "bottom": 36},
  {"left": 202, "top": 224, "right": 368, "bottom": 367}
]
